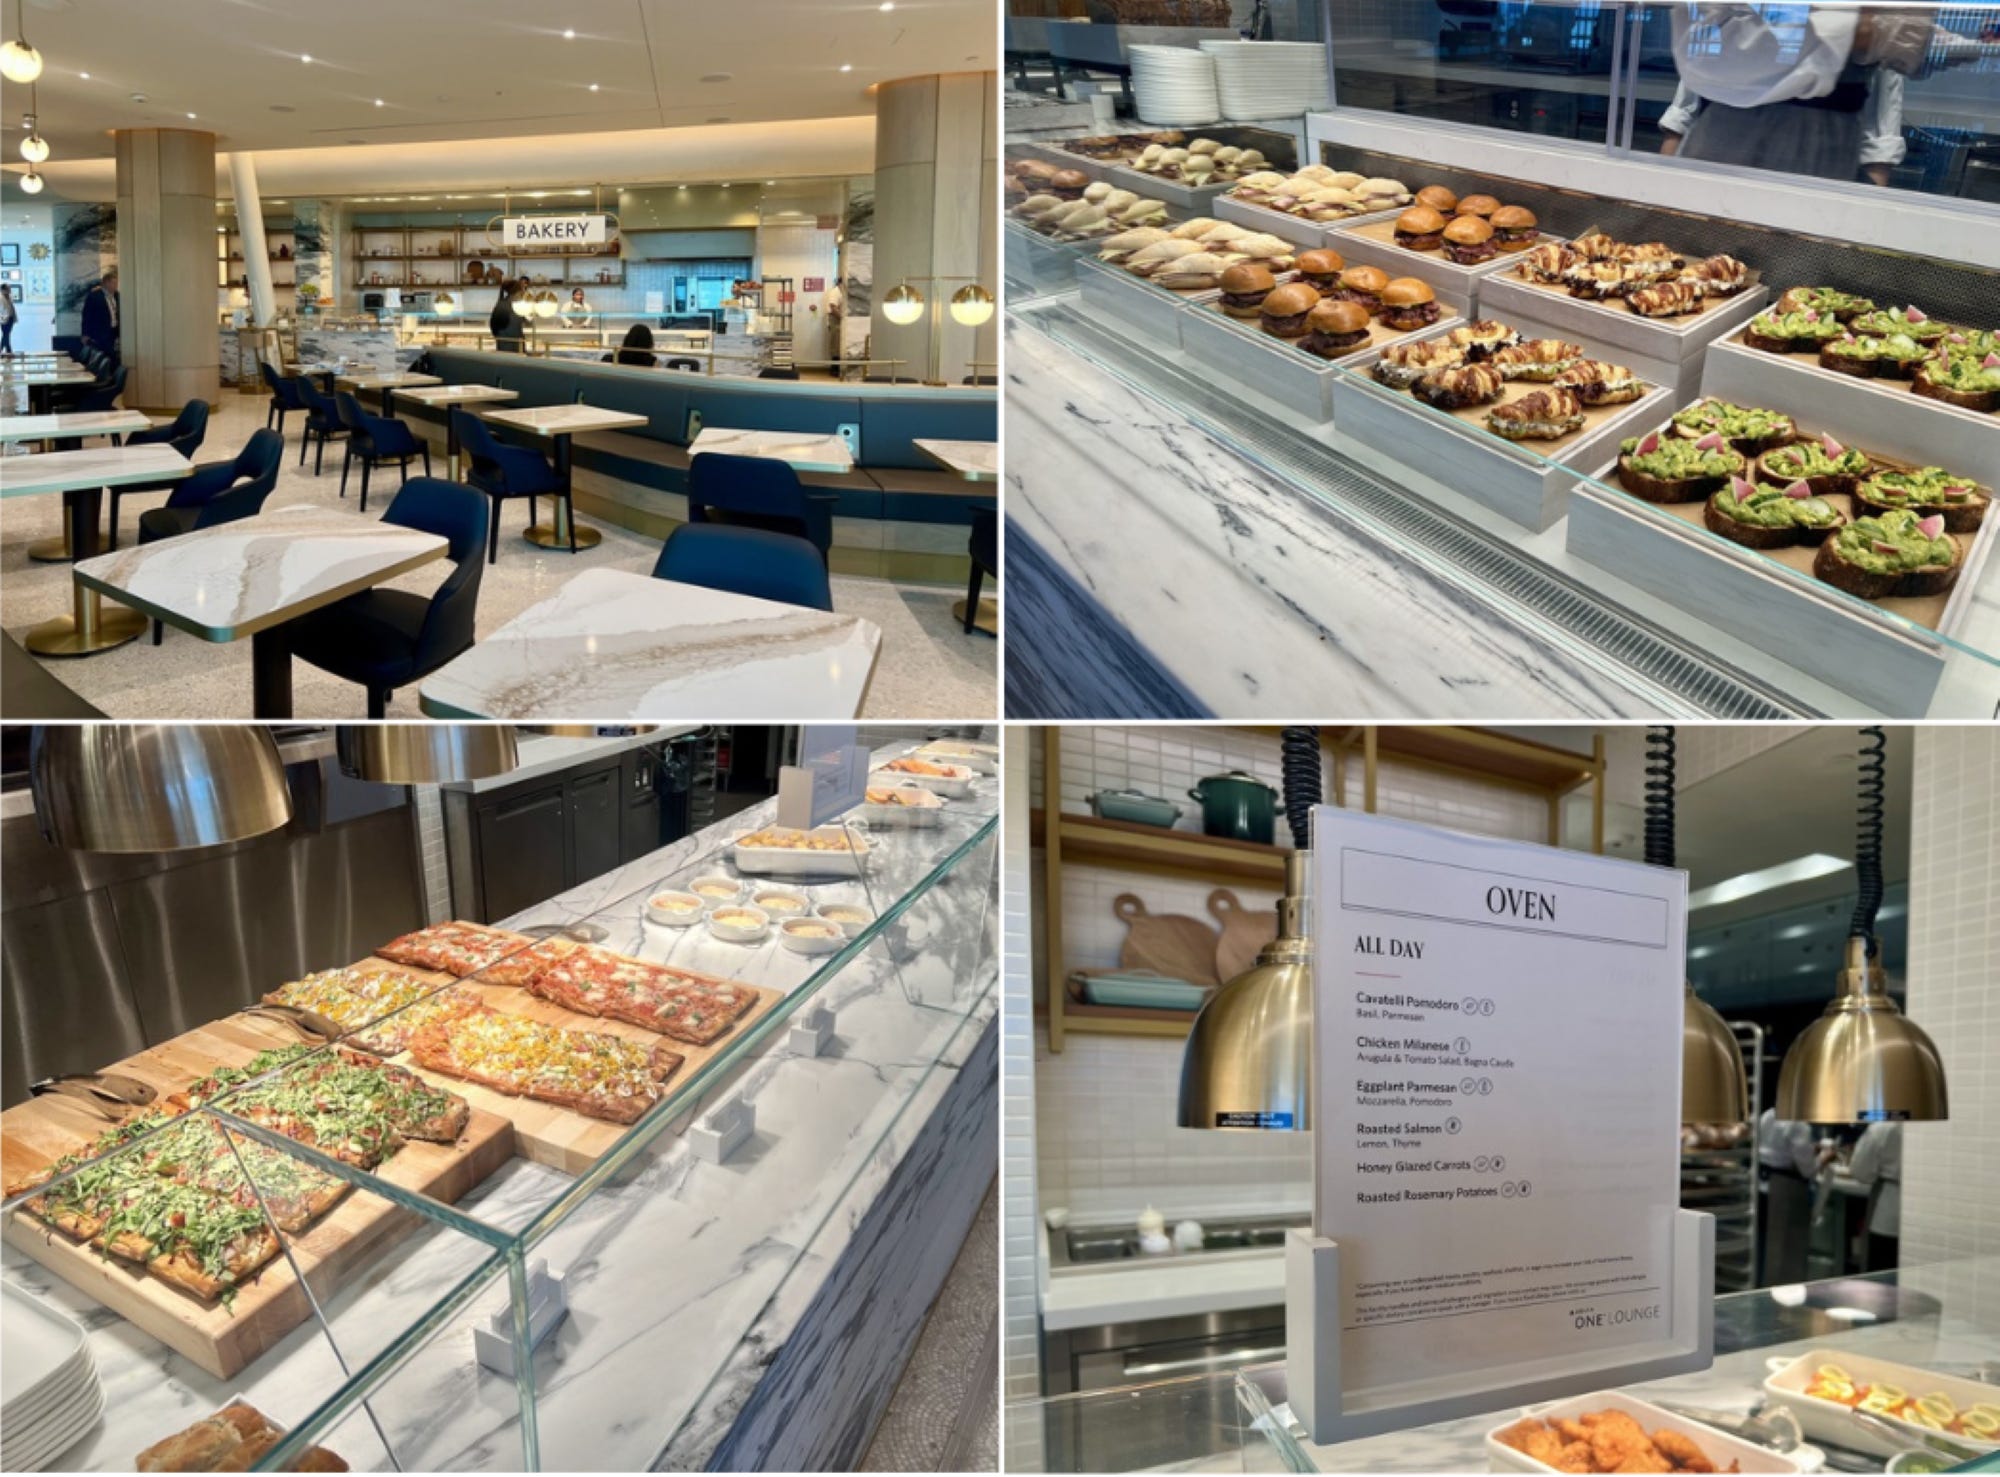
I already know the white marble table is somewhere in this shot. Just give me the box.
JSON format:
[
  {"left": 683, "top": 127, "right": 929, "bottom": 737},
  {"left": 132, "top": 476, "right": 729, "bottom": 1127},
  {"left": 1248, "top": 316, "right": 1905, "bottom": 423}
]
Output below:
[
  {"left": 6, "top": 444, "right": 191, "bottom": 656},
  {"left": 0, "top": 409, "right": 152, "bottom": 445},
  {"left": 690, "top": 427, "right": 856, "bottom": 474},
  {"left": 71, "top": 504, "right": 449, "bottom": 717},
  {"left": 335, "top": 370, "right": 442, "bottom": 420},
  {"left": 914, "top": 437, "right": 999, "bottom": 482},
  {"left": 478, "top": 402, "right": 649, "bottom": 549},
  {"left": 0, "top": 366, "right": 96, "bottom": 415},
  {"left": 393, "top": 383, "right": 521, "bottom": 480},
  {"left": 417, "top": 566, "right": 882, "bottom": 719}
]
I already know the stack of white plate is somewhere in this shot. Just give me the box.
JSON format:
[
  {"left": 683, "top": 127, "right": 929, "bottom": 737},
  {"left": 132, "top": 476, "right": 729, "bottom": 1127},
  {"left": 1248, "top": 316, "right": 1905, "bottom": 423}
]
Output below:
[
  {"left": 1, "top": 1286, "right": 104, "bottom": 1472},
  {"left": 1198, "top": 40, "right": 1330, "bottom": 119},
  {"left": 1128, "top": 45, "right": 1220, "bottom": 127}
]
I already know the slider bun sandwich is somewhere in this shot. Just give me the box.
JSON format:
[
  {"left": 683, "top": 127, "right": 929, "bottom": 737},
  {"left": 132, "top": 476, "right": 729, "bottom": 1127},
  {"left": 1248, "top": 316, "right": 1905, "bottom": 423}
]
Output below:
[
  {"left": 1218, "top": 263, "right": 1279, "bottom": 318},
  {"left": 1486, "top": 388, "right": 1587, "bottom": 441},
  {"left": 1325, "top": 170, "right": 1367, "bottom": 190},
  {"left": 1258, "top": 281, "right": 1323, "bottom": 339},
  {"left": 1394, "top": 206, "right": 1449, "bottom": 252},
  {"left": 1010, "top": 193, "right": 1064, "bottom": 219},
  {"left": 1330, "top": 264, "right": 1391, "bottom": 312},
  {"left": 1377, "top": 277, "right": 1442, "bottom": 331},
  {"left": 1441, "top": 215, "right": 1498, "bottom": 265},
  {"left": 1302, "top": 299, "right": 1375, "bottom": 359},
  {"left": 1188, "top": 137, "right": 1222, "bottom": 156},
  {"left": 1048, "top": 169, "right": 1091, "bottom": 199},
  {"left": 1231, "top": 170, "right": 1288, "bottom": 200},
  {"left": 1456, "top": 193, "right": 1501, "bottom": 219},
  {"left": 1490, "top": 205, "right": 1539, "bottom": 251},
  {"left": 1294, "top": 249, "right": 1346, "bottom": 289},
  {"left": 1415, "top": 184, "right": 1459, "bottom": 213}
]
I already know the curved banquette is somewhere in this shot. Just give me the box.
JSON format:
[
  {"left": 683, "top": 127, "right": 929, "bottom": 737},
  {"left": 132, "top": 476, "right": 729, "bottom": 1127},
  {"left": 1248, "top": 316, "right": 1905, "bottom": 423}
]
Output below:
[{"left": 402, "top": 348, "right": 997, "bottom": 579}]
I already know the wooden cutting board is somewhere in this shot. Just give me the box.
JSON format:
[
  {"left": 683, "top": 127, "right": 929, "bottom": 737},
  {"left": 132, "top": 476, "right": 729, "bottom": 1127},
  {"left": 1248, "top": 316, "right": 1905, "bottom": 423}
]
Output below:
[
  {"left": 1208, "top": 888, "right": 1278, "bottom": 982},
  {"left": 1114, "top": 894, "right": 1220, "bottom": 988},
  {"left": 0, "top": 1001, "right": 515, "bottom": 1380}
]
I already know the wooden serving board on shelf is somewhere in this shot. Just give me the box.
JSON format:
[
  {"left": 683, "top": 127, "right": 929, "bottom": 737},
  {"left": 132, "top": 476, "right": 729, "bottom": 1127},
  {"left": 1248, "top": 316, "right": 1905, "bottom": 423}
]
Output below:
[
  {"left": 0, "top": 1002, "right": 513, "bottom": 1381},
  {"left": 392, "top": 971, "right": 787, "bottom": 1175}
]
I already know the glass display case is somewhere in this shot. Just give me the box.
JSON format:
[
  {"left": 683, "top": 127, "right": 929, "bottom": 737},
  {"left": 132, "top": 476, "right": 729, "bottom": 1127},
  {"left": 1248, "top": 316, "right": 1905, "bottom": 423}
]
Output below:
[
  {"left": 0, "top": 741, "right": 998, "bottom": 1472},
  {"left": 1007, "top": 1260, "right": 2000, "bottom": 1472}
]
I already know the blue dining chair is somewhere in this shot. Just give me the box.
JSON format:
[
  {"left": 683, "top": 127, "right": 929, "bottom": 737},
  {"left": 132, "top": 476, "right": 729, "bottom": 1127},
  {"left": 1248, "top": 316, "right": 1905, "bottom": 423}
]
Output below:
[
  {"left": 261, "top": 361, "right": 308, "bottom": 436},
  {"left": 336, "top": 390, "right": 430, "bottom": 513},
  {"left": 651, "top": 523, "right": 833, "bottom": 612},
  {"left": 285, "top": 478, "right": 489, "bottom": 718},
  {"left": 57, "top": 363, "right": 126, "bottom": 414},
  {"left": 295, "top": 374, "right": 347, "bottom": 474},
  {"left": 687, "top": 452, "right": 835, "bottom": 569},
  {"left": 139, "top": 429, "right": 284, "bottom": 644},
  {"left": 454, "top": 408, "right": 566, "bottom": 562},
  {"left": 107, "top": 398, "right": 211, "bottom": 547}
]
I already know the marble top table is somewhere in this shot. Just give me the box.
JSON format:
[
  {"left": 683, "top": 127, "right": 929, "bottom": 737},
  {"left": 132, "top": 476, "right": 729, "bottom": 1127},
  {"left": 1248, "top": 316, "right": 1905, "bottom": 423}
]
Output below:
[
  {"left": 477, "top": 403, "right": 649, "bottom": 550},
  {"left": 72, "top": 504, "right": 449, "bottom": 717},
  {"left": 689, "top": 427, "right": 855, "bottom": 474},
  {"left": 0, "top": 366, "right": 93, "bottom": 383},
  {"left": 417, "top": 567, "right": 882, "bottom": 719},
  {"left": 913, "top": 438, "right": 999, "bottom": 482},
  {"left": 393, "top": 383, "right": 521, "bottom": 480},
  {"left": 8, "top": 445, "right": 192, "bottom": 657},
  {"left": 335, "top": 371, "right": 442, "bottom": 390},
  {"left": 0, "top": 410, "right": 152, "bottom": 445}
]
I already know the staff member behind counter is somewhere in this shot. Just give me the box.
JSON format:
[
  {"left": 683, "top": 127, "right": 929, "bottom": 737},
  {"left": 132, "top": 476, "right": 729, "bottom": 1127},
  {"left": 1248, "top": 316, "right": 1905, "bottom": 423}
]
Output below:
[
  {"left": 1758, "top": 1105, "right": 1834, "bottom": 1285},
  {"left": 490, "top": 281, "right": 527, "bottom": 354}
]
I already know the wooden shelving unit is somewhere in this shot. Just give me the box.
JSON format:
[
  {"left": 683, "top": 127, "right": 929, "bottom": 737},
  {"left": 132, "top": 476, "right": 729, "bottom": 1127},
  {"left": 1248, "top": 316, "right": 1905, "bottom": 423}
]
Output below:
[
  {"left": 351, "top": 224, "right": 625, "bottom": 292},
  {"left": 1037, "top": 725, "right": 1608, "bottom": 1052},
  {"left": 218, "top": 229, "right": 297, "bottom": 300}
]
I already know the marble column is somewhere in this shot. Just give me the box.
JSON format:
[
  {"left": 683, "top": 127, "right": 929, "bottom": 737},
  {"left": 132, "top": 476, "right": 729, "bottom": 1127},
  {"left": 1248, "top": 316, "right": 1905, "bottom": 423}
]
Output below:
[
  {"left": 871, "top": 72, "right": 999, "bottom": 385},
  {"left": 838, "top": 176, "right": 874, "bottom": 363},
  {"left": 53, "top": 202, "right": 115, "bottom": 341},
  {"left": 114, "top": 127, "right": 219, "bottom": 408},
  {"left": 291, "top": 199, "right": 332, "bottom": 316}
]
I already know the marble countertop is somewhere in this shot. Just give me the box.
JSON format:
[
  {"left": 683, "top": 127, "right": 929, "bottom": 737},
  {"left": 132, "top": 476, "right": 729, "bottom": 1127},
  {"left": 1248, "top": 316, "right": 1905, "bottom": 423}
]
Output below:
[
  {"left": 72, "top": 504, "right": 447, "bottom": 639},
  {"left": 1, "top": 444, "right": 188, "bottom": 498},
  {"left": 0, "top": 410, "right": 153, "bottom": 444},
  {"left": 478, "top": 404, "right": 648, "bottom": 437},
  {"left": 417, "top": 567, "right": 883, "bottom": 720},
  {"left": 335, "top": 371, "right": 442, "bottom": 390},
  {"left": 392, "top": 384, "right": 519, "bottom": 407},
  {"left": 916, "top": 438, "right": 1001, "bottom": 481},
  {"left": 690, "top": 427, "right": 857, "bottom": 473},
  {"left": 2, "top": 742, "right": 999, "bottom": 1473}
]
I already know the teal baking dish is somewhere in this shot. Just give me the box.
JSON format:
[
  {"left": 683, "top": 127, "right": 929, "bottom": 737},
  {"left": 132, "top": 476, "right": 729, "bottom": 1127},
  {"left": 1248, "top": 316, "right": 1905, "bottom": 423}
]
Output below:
[
  {"left": 1077, "top": 972, "right": 1210, "bottom": 1010},
  {"left": 1088, "top": 789, "right": 1181, "bottom": 827}
]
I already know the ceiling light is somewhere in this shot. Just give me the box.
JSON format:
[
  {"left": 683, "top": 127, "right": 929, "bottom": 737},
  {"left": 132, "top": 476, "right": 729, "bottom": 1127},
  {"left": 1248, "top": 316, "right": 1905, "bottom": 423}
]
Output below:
[
  {"left": 588, "top": 82, "right": 600, "bottom": 92},
  {"left": 373, "top": 98, "right": 384, "bottom": 107},
  {"left": 882, "top": 281, "right": 924, "bottom": 325},
  {"left": 19, "top": 168, "right": 42, "bottom": 193},
  {"left": 300, "top": 53, "right": 312, "bottom": 64},
  {"left": 880, "top": 1, "right": 895, "bottom": 9},
  {"left": 20, "top": 118, "right": 48, "bottom": 163},
  {"left": 31, "top": 725, "right": 292, "bottom": 852},
  {"left": 0, "top": 38, "right": 40, "bottom": 85},
  {"left": 1689, "top": 854, "right": 1851, "bottom": 910},
  {"left": 949, "top": 283, "right": 995, "bottom": 326},
  {"left": 79, "top": 72, "right": 89, "bottom": 80},
  {"left": 764, "top": 179, "right": 775, "bottom": 185},
  {"left": 185, "top": 112, "right": 197, "bottom": 119},
  {"left": 838, "top": 63, "right": 853, "bottom": 72},
  {"left": 562, "top": 28, "right": 575, "bottom": 39}
]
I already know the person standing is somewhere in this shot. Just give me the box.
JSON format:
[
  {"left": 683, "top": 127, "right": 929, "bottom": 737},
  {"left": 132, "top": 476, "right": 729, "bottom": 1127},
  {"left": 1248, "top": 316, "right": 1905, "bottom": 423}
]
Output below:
[
  {"left": 0, "top": 284, "right": 17, "bottom": 355},
  {"left": 81, "top": 267, "right": 120, "bottom": 366},
  {"left": 1848, "top": 1121, "right": 1902, "bottom": 1271},
  {"left": 1758, "top": 1105, "right": 1831, "bottom": 1285},
  {"left": 490, "top": 282, "right": 527, "bottom": 354}
]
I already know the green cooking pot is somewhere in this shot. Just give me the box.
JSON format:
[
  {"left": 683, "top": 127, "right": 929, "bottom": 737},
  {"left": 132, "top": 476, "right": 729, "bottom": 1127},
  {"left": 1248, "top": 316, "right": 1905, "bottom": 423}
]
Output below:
[{"left": 1188, "top": 771, "right": 1278, "bottom": 844}]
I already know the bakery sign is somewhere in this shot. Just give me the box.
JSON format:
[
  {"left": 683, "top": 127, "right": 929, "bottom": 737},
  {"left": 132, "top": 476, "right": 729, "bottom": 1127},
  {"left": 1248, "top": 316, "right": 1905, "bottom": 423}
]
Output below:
[{"left": 494, "top": 214, "right": 609, "bottom": 249}]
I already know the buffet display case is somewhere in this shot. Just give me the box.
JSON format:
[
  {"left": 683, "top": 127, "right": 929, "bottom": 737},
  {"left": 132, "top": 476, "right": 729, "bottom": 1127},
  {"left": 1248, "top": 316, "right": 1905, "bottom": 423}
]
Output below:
[
  {"left": 0, "top": 740, "right": 999, "bottom": 1472},
  {"left": 1006, "top": 1262, "right": 2000, "bottom": 1474}
]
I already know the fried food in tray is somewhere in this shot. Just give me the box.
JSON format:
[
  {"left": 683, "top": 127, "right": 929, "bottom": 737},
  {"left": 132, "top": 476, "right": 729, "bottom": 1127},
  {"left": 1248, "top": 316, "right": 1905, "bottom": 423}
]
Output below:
[
  {"left": 137, "top": 1401, "right": 347, "bottom": 1472},
  {"left": 1495, "top": 1410, "right": 1741, "bottom": 1474}
]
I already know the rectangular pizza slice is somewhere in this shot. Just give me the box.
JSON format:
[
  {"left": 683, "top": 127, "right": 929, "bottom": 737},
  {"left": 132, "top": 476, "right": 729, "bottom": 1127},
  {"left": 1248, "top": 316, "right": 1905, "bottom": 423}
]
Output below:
[
  {"left": 343, "top": 984, "right": 484, "bottom": 1057},
  {"left": 472, "top": 935, "right": 581, "bottom": 989},
  {"left": 262, "top": 964, "right": 448, "bottom": 1043},
  {"left": 406, "top": 1006, "right": 683, "bottom": 1125},
  {"left": 375, "top": 921, "right": 532, "bottom": 978},
  {"left": 525, "top": 946, "right": 760, "bottom": 1045}
]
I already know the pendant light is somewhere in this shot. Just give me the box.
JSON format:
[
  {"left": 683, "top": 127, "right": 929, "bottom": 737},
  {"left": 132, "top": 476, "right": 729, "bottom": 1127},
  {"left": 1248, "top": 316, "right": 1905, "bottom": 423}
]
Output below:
[
  {"left": 1778, "top": 728, "right": 1947, "bottom": 1124},
  {"left": 1648, "top": 727, "right": 1749, "bottom": 1124},
  {"left": 948, "top": 282, "right": 995, "bottom": 327},
  {"left": 336, "top": 724, "right": 519, "bottom": 785},
  {"left": 18, "top": 167, "right": 43, "bottom": 193},
  {"left": 1177, "top": 727, "right": 1317, "bottom": 1131},
  {"left": 881, "top": 281, "right": 924, "bottom": 325},
  {"left": 30, "top": 725, "right": 292, "bottom": 852},
  {"left": 20, "top": 86, "right": 49, "bottom": 163},
  {"left": 0, "top": 0, "right": 40, "bottom": 84}
]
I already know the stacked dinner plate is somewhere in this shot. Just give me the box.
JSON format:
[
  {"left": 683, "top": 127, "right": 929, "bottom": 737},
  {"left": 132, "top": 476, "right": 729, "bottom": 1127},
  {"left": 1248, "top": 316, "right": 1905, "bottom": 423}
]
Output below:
[
  {"left": 1, "top": 1285, "right": 104, "bottom": 1471},
  {"left": 1128, "top": 45, "right": 1220, "bottom": 127},
  {"left": 1199, "top": 40, "right": 1330, "bottom": 119}
]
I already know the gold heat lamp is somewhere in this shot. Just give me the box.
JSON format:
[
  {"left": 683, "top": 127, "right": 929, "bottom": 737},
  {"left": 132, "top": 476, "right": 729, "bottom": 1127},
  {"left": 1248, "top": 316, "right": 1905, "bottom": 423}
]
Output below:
[
  {"left": 336, "top": 725, "right": 519, "bottom": 785},
  {"left": 30, "top": 725, "right": 292, "bottom": 852},
  {"left": 1647, "top": 727, "right": 1748, "bottom": 1125},
  {"left": 1177, "top": 727, "right": 1318, "bottom": 1131},
  {"left": 1778, "top": 728, "right": 1946, "bottom": 1125}
]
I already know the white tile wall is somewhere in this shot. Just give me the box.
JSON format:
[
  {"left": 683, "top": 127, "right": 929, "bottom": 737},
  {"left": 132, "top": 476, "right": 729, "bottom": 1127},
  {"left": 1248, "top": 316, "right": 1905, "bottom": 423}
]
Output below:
[
  {"left": 1898, "top": 725, "right": 2000, "bottom": 1330},
  {"left": 410, "top": 784, "right": 450, "bottom": 926},
  {"left": 1000, "top": 728, "right": 1045, "bottom": 1402}
]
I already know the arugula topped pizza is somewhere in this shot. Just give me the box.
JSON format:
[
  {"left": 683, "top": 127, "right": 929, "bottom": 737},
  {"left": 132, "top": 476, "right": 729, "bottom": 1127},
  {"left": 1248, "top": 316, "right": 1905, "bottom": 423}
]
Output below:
[
  {"left": 477, "top": 937, "right": 758, "bottom": 1045},
  {"left": 178, "top": 1046, "right": 471, "bottom": 1169},
  {"left": 375, "top": 920, "right": 533, "bottom": 978},
  {"left": 405, "top": 1004, "right": 683, "bottom": 1124}
]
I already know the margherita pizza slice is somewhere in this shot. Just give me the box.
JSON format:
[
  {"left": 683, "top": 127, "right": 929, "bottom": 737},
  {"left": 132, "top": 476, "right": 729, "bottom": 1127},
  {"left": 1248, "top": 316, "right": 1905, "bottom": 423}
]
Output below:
[
  {"left": 376, "top": 921, "right": 533, "bottom": 978},
  {"left": 525, "top": 946, "right": 759, "bottom": 1045}
]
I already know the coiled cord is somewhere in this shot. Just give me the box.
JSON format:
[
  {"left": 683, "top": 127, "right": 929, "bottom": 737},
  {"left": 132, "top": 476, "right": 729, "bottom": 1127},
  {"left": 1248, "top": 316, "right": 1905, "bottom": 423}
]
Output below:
[
  {"left": 1850, "top": 725, "right": 1887, "bottom": 956},
  {"left": 1643, "top": 726, "right": 1676, "bottom": 870},
  {"left": 1280, "top": 726, "right": 1322, "bottom": 851}
]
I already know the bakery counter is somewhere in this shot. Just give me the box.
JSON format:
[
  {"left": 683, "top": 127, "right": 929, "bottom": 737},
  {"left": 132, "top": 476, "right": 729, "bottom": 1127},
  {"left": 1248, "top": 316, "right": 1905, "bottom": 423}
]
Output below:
[
  {"left": 0, "top": 736, "right": 999, "bottom": 1472},
  {"left": 1004, "top": 298, "right": 2000, "bottom": 722},
  {"left": 1008, "top": 1261, "right": 2000, "bottom": 1473}
]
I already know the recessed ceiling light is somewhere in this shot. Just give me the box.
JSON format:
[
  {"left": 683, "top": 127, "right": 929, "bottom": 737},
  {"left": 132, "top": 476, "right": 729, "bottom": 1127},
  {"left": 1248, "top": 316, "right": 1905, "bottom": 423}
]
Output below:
[
  {"left": 78, "top": 71, "right": 88, "bottom": 79},
  {"left": 588, "top": 82, "right": 600, "bottom": 92},
  {"left": 765, "top": 179, "right": 776, "bottom": 185},
  {"left": 129, "top": 91, "right": 146, "bottom": 102},
  {"left": 373, "top": 98, "right": 384, "bottom": 107},
  {"left": 562, "top": 28, "right": 575, "bottom": 39},
  {"left": 300, "top": 53, "right": 312, "bottom": 63},
  {"left": 838, "top": 63, "right": 853, "bottom": 72},
  {"left": 706, "top": 115, "right": 729, "bottom": 123},
  {"left": 185, "top": 112, "right": 197, "bottom": 119},
  {"left": 677, "top": 184, "right": 687, "bottom": 192},
  {"left": 880, "top": 1, "right": 895, "bottom": 9}
]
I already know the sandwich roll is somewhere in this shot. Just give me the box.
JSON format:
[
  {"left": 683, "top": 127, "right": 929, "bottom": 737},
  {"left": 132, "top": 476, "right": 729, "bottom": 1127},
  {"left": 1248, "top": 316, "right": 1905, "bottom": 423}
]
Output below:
[
  {"left": 1489, "top": 204, "right": 1539, "bottom": 250},
  {"left": 1294, "top": 248, "right": 1346, "bottom": 287},
  {"left": 1258, "top": 281, "right": 1323, "bottom": 339},
  {"left": 1394, "top": 206, "right": 1448, "bottom": 252},
  {"left": 1377, "top": 276, "right": 1443, "bottom": 331},
  {"left": 1441, "top": 215, "right": 1498, "bottom": 265},
  {"left": 1486, "top": 388, "right": 1587, "bottom": 441},
  {"left": 1301, "top": 298, "right": 1375, "bottom": 359},
  {"left": 1456, "top": 193, "right": 1501, "bottom": 218},
  {"left": 1218, "top": 263, "right": 1279, "bottom": 318},
  {"left": 1415, "top": 184, "right": 1459, "bottom": 213},
  {"left": 1151, "top": 251, "right": 1245, "bottom": 290}
]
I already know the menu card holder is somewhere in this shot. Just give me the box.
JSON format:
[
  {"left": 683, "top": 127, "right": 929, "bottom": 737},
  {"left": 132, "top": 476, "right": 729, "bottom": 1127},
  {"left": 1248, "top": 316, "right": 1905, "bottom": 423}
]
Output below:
[{"left": 1283, "top": 1209, "right": 1714, "bottom": 1444}]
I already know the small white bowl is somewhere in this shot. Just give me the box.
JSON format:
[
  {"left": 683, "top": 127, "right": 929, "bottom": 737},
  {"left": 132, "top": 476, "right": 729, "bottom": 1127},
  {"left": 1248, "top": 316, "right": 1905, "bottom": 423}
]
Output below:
[
  {"left": 778, "top": 917, "right": 846, "bottom": 955},
  {"left": 646, "top": 890, "right": 705, "bottom": 928},
  {"left": 688, "top": 874, "right": 743, "bottom": 907},
  {"left": 706, "top": 904, "right": 771, "bottom": 943},
  {"left": 815, "top": 902, "right": 876, "bottom": 938},
  {"left": 749, "top": 889, "right": 811, "bottom": 919}
]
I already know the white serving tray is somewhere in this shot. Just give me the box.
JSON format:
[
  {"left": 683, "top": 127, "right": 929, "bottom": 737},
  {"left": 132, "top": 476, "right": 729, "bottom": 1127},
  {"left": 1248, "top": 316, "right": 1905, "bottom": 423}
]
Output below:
[
  {"left": 731, "top": 827, "right": 870, "bottom": 878},
  {"left": 1706, "top": 337, "right": 2000, "bottom": 458},
  {"left": 915, "top": 740, "right": 998, "bottom": 775},
  {"left": 859, "top": 786, "right": 945, "bottom": 828},
  {"left": 1333, "top": 338, "right": 1672, "bottom": 532},
  {"left": 1762, "top": 1348, "right": 2000, "bottom": 1461},
  {"left": 1485, "top": 1390, "right": 1811, "bottom": 1474},
  {"left": 1177, "top": 302, "right": 1350, "bottom": 424},
  {"left": 1075, "top": 253, "right": 1210, "bottom": 351},
  {"left": 1329, "top": 219, "right": 1561, "bottom": 320},
  {"left": 1103, "top": 163, "right": 1237, "bottom": 213},
  {"left": 1005, "top": 219, "right": 1094, "bottom": 299},
  {"left": 871, "top": 761, "right": 974, "bottom": 798}
]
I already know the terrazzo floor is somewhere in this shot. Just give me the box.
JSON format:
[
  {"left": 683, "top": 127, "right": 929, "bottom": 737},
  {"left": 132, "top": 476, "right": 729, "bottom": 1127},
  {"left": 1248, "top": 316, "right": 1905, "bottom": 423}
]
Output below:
[
  {"left": 0, "top": 391, "right": 997, "bottom": 720},
  {"left": 863, "top": 1177, "right": 1001, "bottom": 1473}
]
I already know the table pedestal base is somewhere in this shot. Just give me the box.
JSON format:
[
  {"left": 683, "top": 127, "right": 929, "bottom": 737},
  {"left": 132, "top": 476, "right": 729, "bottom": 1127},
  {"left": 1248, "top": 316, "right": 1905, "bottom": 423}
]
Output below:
[
  {"left": 524, "top": 523, "right": 601, "bottom": 551},
  {"left": 25, "top": 605, "right": 147, "bottom": 656},
  {"left": 251, "top": 628, "right": 294, "bottom": 719},
  {"left": 953, "top": 596, "right": 999, "bottom": 636},
  {"left": 27, "top": 531, "right": 107, "bottom": 563}
]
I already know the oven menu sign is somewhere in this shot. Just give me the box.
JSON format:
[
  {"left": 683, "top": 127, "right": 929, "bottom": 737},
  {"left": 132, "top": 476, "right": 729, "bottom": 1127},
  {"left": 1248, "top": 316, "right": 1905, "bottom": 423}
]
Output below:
[{"left": 1310, "top": 808, "right": 1685, "bottom": 1396}]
